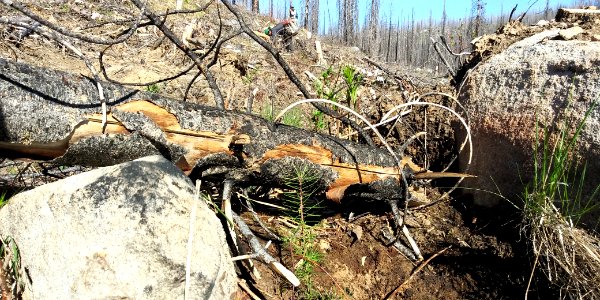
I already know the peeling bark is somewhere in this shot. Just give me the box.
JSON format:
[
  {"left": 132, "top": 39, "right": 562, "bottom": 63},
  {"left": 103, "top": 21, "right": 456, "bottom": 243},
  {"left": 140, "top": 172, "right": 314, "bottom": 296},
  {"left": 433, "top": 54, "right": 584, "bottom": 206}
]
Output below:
[{"left": 0, "top": 59, "right": 464, "bottom": 202}]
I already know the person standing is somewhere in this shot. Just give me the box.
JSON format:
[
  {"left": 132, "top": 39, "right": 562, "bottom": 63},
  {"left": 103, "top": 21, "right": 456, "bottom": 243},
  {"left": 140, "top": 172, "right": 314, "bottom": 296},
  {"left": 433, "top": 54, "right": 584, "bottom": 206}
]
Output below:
[{"left": 269, "top": 3, "right": 299, "bottom": 51}]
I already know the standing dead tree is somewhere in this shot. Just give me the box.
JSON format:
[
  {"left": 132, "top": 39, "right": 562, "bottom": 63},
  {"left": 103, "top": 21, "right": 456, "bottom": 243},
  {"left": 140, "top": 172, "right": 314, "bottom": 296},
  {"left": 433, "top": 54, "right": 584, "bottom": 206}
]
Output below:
[
  {"left": 368, "top": 0, "right": 379, "bottom": 56},
  {"left": 309, "top": 0, "right": 320, "bottom": 34},
  {"left": 251, "top": 0, "right": 259, "bottom": 13},
  {"left": 470, "top": 0, "right": 486, "bottom": 38},
  {"left": 337, "top": 0, "right": 358, "bottom": 44}
]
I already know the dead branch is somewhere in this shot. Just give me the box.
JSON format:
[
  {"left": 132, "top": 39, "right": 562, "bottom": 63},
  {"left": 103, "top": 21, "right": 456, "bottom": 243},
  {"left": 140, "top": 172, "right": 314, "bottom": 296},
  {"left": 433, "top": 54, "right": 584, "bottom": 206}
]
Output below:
[
  {"left": 518, "top": 1, "right": 537, "bottom": 22},
  {"left": 82, "top": 0, "right": 215, "bottom": 30},
  {"left": 239, "top": 190, "right": 281, "bottom": 241},
  {"left": 439, "top": 36, "right": 471, "bottom": 57},
  {"left": 0, "top": 0, "right": 144, "bottom": 45},
  {"left": 430, "top": 37, "right": 457, "bottom": 78},
  {"left": 98, "top": 56, "right": 197, "bottom": 87},
  {"left": 232, "top": 212, "right": 301, "bottom": 287},
  {"left": 39, "top": 29, "right": 109, "bottom": 130},
  {"left": 508, "top": 4, "right": 518, "bottom": 22},
  {"left": 237, "top": 279, "right": 262, "bottom": 300},
  {"left": 129, "top": 0, "right": 225, "bottom": 109}
]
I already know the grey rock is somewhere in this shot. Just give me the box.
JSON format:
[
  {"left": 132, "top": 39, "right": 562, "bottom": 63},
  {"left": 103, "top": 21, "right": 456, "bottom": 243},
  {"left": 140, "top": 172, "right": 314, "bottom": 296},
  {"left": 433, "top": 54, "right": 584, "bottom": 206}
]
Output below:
[
  {"left": 536, "top": 19, "right": 550, "bottom": 27},
  {"left": 0, "top": 155, "right": 237, "bottom": 299},
  {"left": 559, "top": 26, "right": 584, "bottom": 40},
  {"left": 458, "top": 29, "right": 600, "bottom": 224}
]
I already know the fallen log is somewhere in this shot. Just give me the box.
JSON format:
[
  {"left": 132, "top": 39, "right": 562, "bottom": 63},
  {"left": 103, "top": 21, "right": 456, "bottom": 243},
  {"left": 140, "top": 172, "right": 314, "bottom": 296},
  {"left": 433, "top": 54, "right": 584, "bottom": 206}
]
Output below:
[{"left": 0, "top": 58, "right": 465, "bottom": 202}]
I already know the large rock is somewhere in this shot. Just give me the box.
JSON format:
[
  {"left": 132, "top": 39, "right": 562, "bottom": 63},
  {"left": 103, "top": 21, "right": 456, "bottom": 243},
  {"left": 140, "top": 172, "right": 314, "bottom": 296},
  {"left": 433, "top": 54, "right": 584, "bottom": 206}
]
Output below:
[
  {"left": 458, "top": 29, "right": 600, "bottom": 218},
  {"left": 0, "top": 155, "right": 237, "bottom": 299}
]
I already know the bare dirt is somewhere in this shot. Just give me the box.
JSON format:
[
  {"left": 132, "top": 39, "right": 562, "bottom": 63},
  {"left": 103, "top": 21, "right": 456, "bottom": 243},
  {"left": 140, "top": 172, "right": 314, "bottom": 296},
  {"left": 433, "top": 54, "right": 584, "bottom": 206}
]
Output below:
[
  {"left": 0, "top": 0, "right": 575, "bottom": 299},
  {"left": 233, "top": 191, "right": 557, "bottom": 299}
]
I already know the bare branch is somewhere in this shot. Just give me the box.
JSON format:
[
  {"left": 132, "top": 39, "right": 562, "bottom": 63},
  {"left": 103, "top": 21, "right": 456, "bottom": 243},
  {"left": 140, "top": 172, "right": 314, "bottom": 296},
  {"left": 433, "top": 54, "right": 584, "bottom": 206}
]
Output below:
[
  {"left": 99, "top": 52, "right": 197, "bottom": 87},
  {"left": 1, "top": 0, "right": 144, "bottom": 45},
  {"left": 508, "top": 4, "right": 518, "bottom": 22},
  {"left": 129, "top": 0, "right": 225, "bottom": 109},
  {"left": 19, "top": 23, "right": 110, "bottom": 131},
  {"left": 384, "top": 246, "right": 452, "bottom": 299},
  {"left": 231, "top": 212, "right": 301, "bottom": 287},
  {"left": 439, "top": 36, "right": 471, "bottom": 57},
  {"left": 82, "top": 0, "right": 215, "bottom": 30},
  {"left": 518, "top": 0, "right": 538, "bottom": 22},
  {"left": 430, "top": 37, "right": 456, "bottom": 78}
]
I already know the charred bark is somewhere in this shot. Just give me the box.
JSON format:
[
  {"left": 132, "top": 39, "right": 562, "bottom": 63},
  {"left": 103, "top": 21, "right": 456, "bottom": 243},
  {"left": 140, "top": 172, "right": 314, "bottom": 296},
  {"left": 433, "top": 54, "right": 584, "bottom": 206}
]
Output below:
[{"left": 0, "top": 59, "right": 463, "bottom": 202}]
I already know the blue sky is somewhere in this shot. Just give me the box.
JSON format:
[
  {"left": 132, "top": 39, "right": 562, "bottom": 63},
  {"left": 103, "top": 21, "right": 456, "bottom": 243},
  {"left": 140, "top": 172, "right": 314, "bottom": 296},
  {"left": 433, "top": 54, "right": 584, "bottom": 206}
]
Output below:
[{"left": 259, "top": 0, "right": 574, "bottom": 32}]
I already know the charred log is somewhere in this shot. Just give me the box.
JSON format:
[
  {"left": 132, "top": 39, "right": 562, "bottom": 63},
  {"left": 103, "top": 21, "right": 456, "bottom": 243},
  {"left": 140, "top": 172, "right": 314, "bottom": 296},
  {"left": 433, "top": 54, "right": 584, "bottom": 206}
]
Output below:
[{"left": 0, "top": 58, "right": 466, "bottom": 202}]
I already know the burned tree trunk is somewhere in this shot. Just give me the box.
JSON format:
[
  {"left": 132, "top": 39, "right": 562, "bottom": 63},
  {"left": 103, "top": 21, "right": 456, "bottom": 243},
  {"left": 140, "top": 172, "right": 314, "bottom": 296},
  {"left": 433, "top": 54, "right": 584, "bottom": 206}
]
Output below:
[{"left": 0, "top": 59, "right": 457, "bottom": 202}]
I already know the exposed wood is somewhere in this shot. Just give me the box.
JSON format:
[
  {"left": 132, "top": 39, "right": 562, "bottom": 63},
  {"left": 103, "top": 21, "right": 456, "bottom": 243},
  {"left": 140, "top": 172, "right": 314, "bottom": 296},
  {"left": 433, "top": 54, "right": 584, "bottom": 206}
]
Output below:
[
  {"left": 315, "top": 40, "right": 326, "bottom": 65},
  {"left": 0, "top": 58, "right": 469, "bottom": 202},
  {"left": 556, "top": 8, "right": 600, "bottom": 23}
]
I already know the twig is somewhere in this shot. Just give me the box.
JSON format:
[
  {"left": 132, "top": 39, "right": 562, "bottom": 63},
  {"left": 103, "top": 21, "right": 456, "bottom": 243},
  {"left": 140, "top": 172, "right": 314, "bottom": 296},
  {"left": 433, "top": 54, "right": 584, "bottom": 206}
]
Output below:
[
  {"left": 222, "top": 181, "right": 260, "bottom": 278},
  {"left": 381, "top": 226, "right": 416, "bottom": 261},
  {"left": 402, "top": 225, "right": 423, "bottom": 261},
  {"left": 383, "top": 246, "right": 451, "bottom": 299},
  {"left": 508, "top": 4, "right": 518, "bottom": 22},
  {"left": 182, "top": 70, "right": 202, "bottom": 102},
  {"left": 518, "top": 1, "right": 538, "bottom": 22},
  {"left": 339, "top": 110, "right": 413, "bottom": 139},
  {"left": 399, "top": 132, "right": 427, "bottom": 156},
  {"left": 388, "top": 199, "right": 404, "bottom": 229},
  {"left": 9, "top": 23, "right": 110, "bottom": 131},
  {"left": 99, "top": 52, "right": 197, "bottom": 87},
  {"left": 0, "top": 0, "right": 144, "bottom": 45},
  {"left": 232, "top": 212, "right": 301, "bottom": 287},
  {"left": 231, "top": 240, "right": 272, "bottom": 261},
  {"left": 439, "top": 36, "right": 471, "bottom": 57},
  {"left": 205, "top": 29, "right": 242, "bottom": 68},
  {"left": 184, "top": 180, "right": 202, "bottom": 300},
  {"left": 222, "top": 180, "right": 236, "bottom": 248},
  {"left": 82, "top": 0, "right": 215, "bottom": 30},
  {"left": 525, "top": 248, "right": 541, "bottom": 300},
  {"left": 388, "top": 199, "right": 422, "bottom": 261},
  {"left": 238, "top": 279, "right": 262, "bottom": 300},
  {"left": 239, "top": 191, "right": 281, "bottom": 241}
]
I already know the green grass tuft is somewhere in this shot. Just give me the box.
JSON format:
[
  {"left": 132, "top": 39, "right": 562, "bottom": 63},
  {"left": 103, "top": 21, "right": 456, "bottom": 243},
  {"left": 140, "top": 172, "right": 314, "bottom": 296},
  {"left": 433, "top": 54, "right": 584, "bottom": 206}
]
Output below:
[
  {"left": 522, "top": 100, "right": 600, "bottom": 298},
  {"left": 0, "top": 192, "right": 7, "bottom": 208},
  {"left": 281, "top": 107, "right": 303, "bottom": 128},
  {"left": 146, "top": 83, "right": 160, "bottom": 94},
  {"left": 524, "top": 101, "right": 599, "bottom": 227}
]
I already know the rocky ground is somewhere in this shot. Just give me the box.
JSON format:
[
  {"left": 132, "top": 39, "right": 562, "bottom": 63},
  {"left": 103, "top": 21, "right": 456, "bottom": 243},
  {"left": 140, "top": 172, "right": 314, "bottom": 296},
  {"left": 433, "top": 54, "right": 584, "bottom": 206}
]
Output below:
[{"left": 3, "top": 0, "right": 598, "bottom": 299}]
